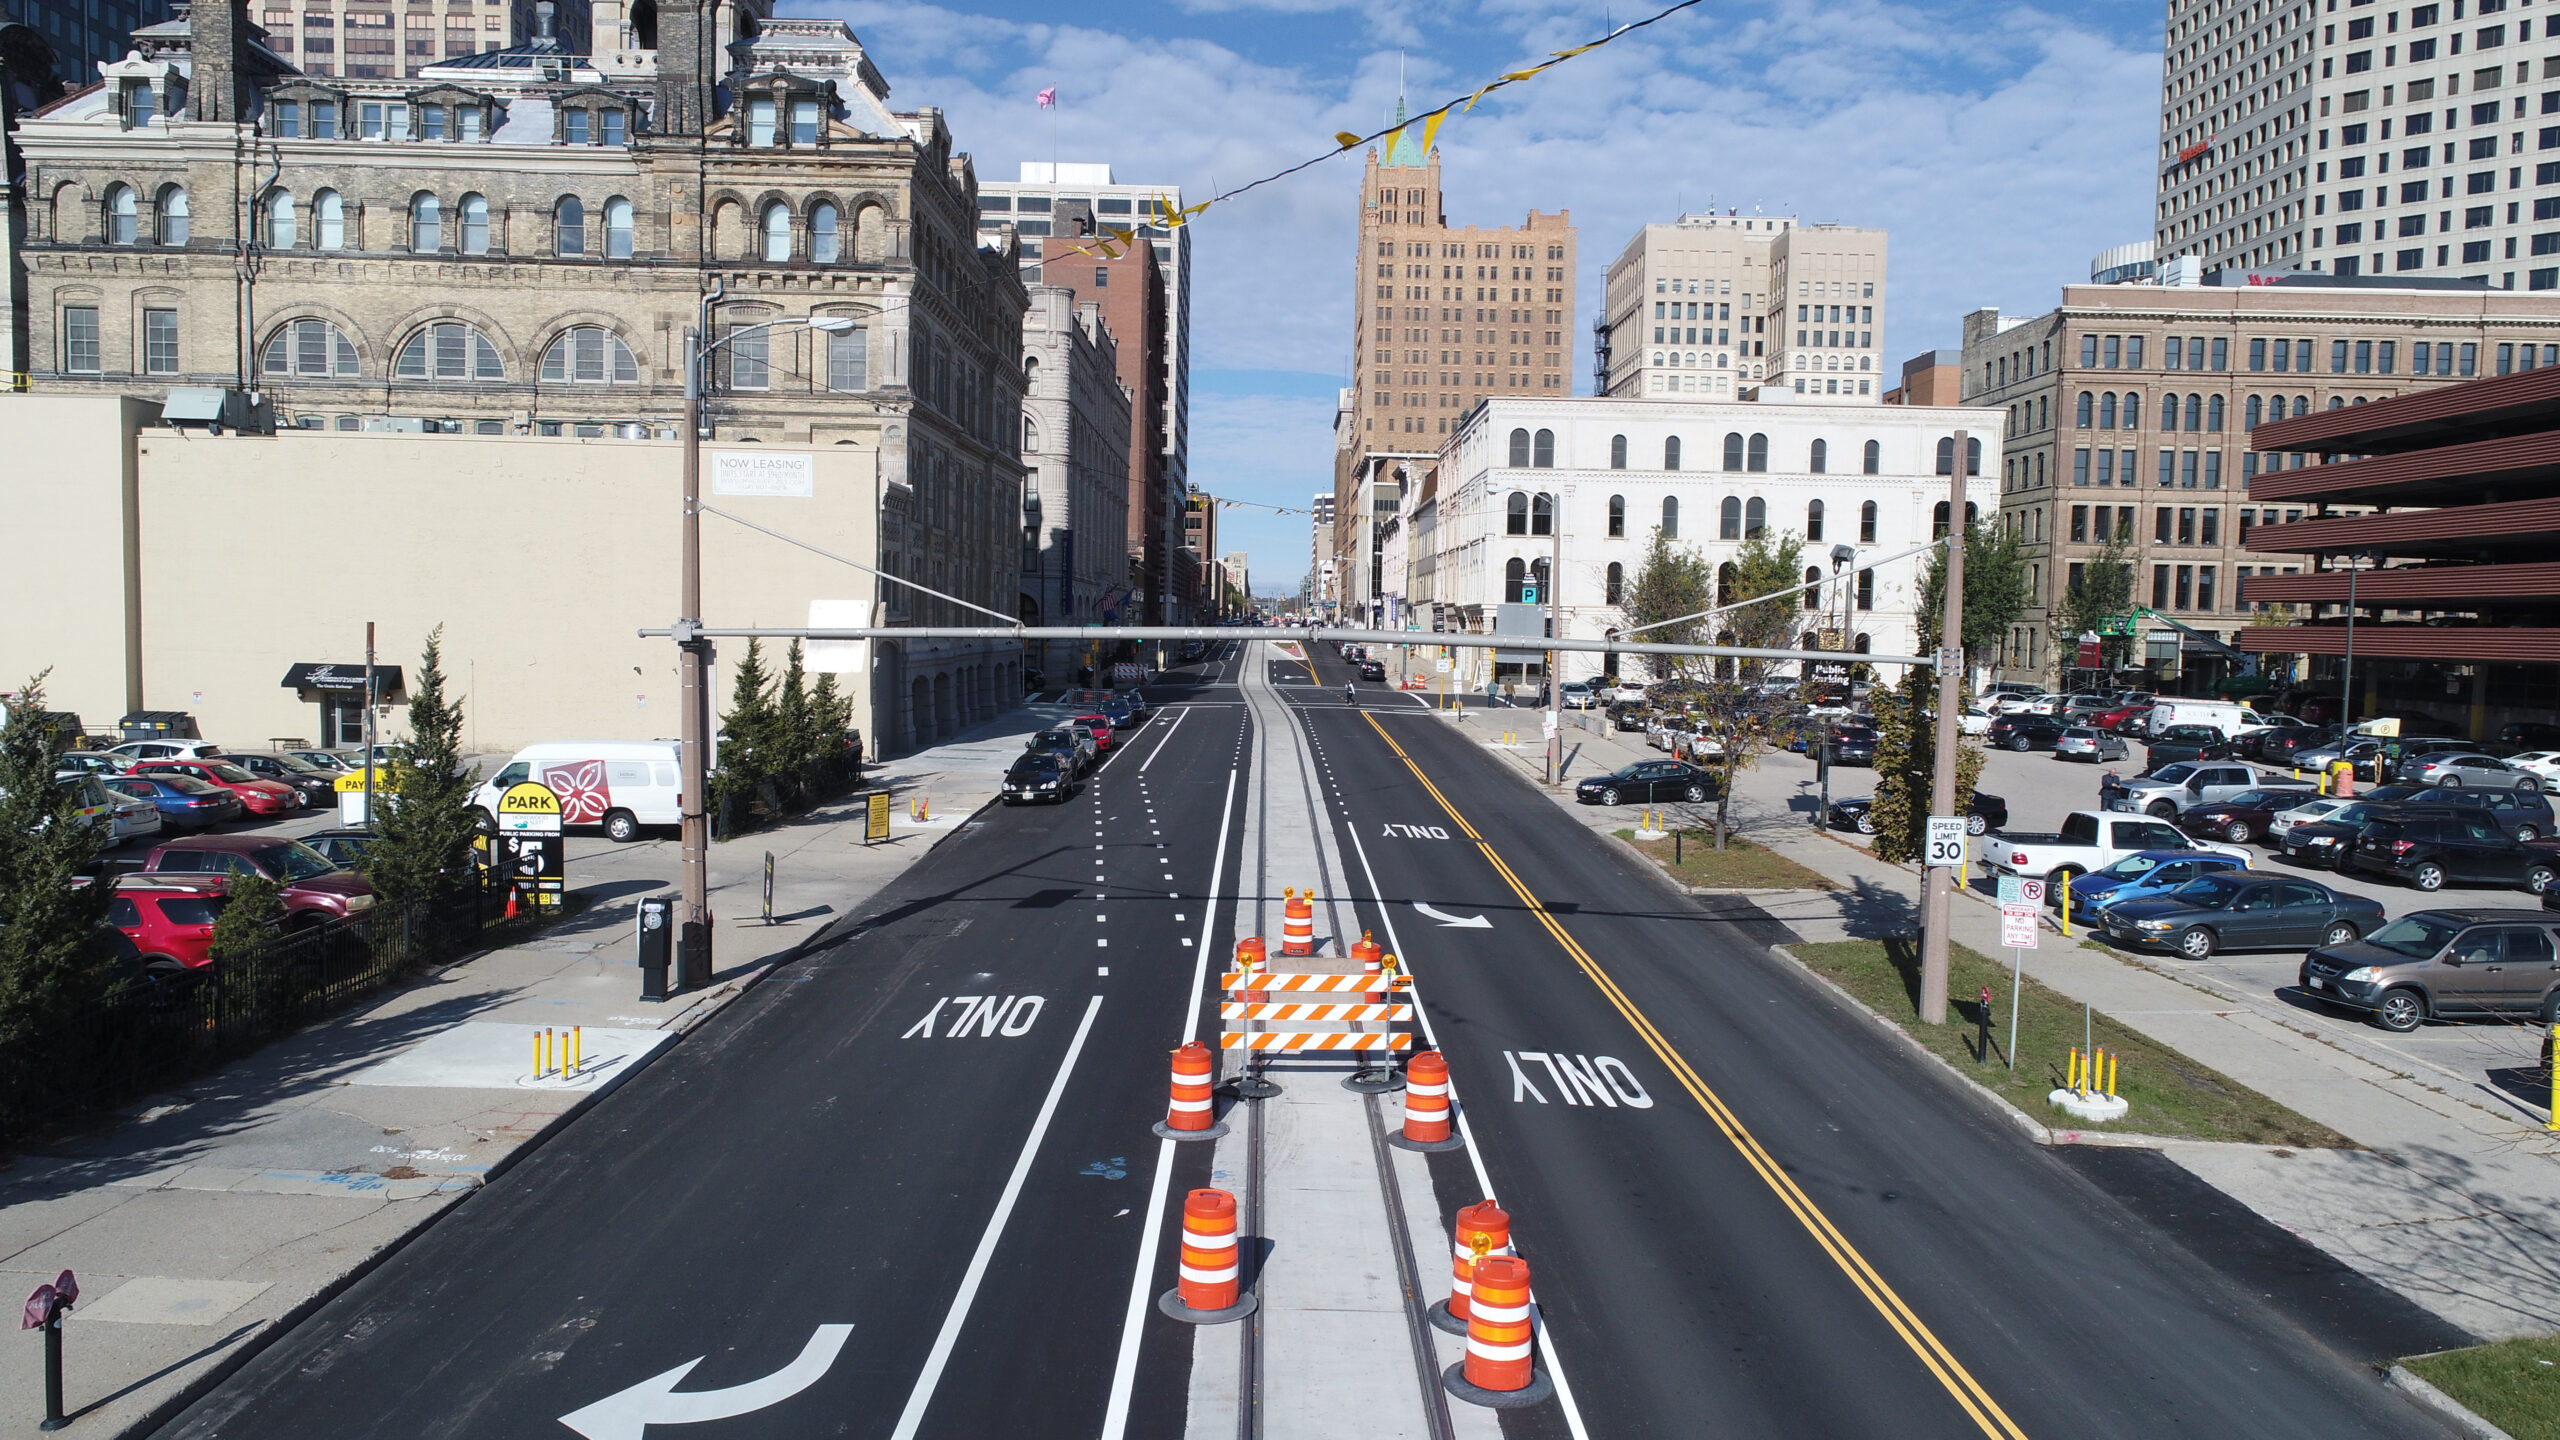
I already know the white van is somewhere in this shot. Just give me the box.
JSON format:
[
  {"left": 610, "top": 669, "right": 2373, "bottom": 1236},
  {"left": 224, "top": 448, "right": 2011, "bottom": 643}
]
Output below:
[
  {"left": 2145, "top": 699, "right": 2253, "bottom": 740},
  {"left": 471, "top": 741, "right": 682, "bottom": 842}
]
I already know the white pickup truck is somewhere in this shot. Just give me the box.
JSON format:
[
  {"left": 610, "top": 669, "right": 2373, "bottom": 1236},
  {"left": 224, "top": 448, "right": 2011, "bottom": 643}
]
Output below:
[{"left": 1985, "top": 809, "right": 2249, "bottom": 890}]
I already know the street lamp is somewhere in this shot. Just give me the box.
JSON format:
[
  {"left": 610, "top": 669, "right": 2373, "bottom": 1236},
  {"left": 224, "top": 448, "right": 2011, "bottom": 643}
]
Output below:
[
  {"left": 673, "top": 308, "right": 858, "bottom": 991},
  {"left": 2337, "top": 548, "right": 2369, "bottom": 731}
]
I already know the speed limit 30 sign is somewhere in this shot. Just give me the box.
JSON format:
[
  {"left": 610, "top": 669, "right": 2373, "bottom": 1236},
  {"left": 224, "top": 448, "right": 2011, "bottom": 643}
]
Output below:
[{"left": 1924, "top": 816, "right": 1968, "bottom": 868}]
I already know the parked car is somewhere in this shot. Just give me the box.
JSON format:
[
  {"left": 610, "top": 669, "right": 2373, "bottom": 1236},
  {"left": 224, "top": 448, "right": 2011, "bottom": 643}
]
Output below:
[
  {"left": 2107, "top": 762, "right": 2315, "bottom": 820},
  {"left": 1576, "top": 760, "right": 1719, "bottom": 807},
  {"left": 2344, "top": 814, "right": 2555, "bottom": 894},
  {"left": 1988, "top": 714, "right": 2069, "bottom": 753},
  {"left": 1989, "top": 810, "right": 2239, "bottom": 889},
  {"left": 298, "top": 827, "right": 382, "bottom": 871},
  {"left": 2142, "top": 724, "right": 2239, "bottom": 769},
  {"left": 106, "top": 875, "right": 231, "bottom": 969},
  {"left": 2059, "top": 849, "right": 2253, "bottom": 927},
  {"left": 2394, "top": 786, "right": 2558, "bottom": 842},
  {"left": 2300, "top": 908, "right": 2560, "bottom": 1031},
  {"left": 2497, "top": 721, "right": 2560, "bottom": 750},
  {"left": 221, "top": 751, "right": 342, "bottom": 807},
  {"left": 2101, "top": 872, "right": 2386, "bottom": 958},
  {"left": 1025, "top": 727, "right": 1094, "bottom": 775},
  {"left": 1558, "top": 680, "right": 1601, "bottom": 710},
  {"left": 108, "top": 739, "right": 225, "bottom": 763},
  {"left": 281, "top": 749, "right": 355, "bottom": 773},
  {"left": 1113, "top": 689, "right": 1150, "bottom": 720},
  {"left": 1357, "top": 660, "right": 1387, "bottom": 682},
  {"left": 51, "top": 750, "right": 131, "bottom": 776},
  {"left": 138, "top": 834, "right": 375, "bottom": 928},
  {"left": 2281, "top": 800, "right": 2410, "bottom": 869},
  {"left": 1954, "top": 707, "right": 1994, "bottom": 737},
  {"left": 104, "top": 773, "right": 242, "bottom": 831},
  {"left": 2252, "top": 722, "right": 2343, "bottom": 766},
  {"left": 1071, "top": 714, "right": 1116, "bottom": 753},
  {"left": 2507, "top": 751, "right": 2560, "bottom": 787},
  {"left": 1981, "top": 682, "right": 2048, "bottom": 714},
  {"left": 2404, "top": 752, "right": 2543, "bottom": 794},
  {"left": 2094, "top": 703, "right": 2153, "bottom": 734},
  {"left": 2053, "top": 726, "right": 2130, "bottom": 763},
  {"left": 1610, "top": 680, "right": 1651, "bottom": 704},
  {"left": 1001, "top": 754, "right": 1077, "bottom": 805},
  {"left": 2268, "top": 795, "right": 2355, "bottom": 845},
  {"left": 1825, "top": 724, "right": 1878, "bottom": 767},
  {"left": 1610, "top": 705, "right": 1650, "bottom": 733},
  {"left": 86, "top": 775, "right": 162, "bottom": 844},
  {"left": 132, "top": 758, "right": 301, "bottom": 817},
  {"left": 1826, "top": 789, "right": 2008, "bottom": 837},
  {"left": 1096, "top": 695, "right": 1140, "bottom": 730},
  {"left": 2178, "top": 789, "right": 2324, "bottom": 845}
]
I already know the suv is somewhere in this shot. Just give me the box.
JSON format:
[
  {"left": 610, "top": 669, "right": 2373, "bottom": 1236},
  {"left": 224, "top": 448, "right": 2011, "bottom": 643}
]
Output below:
[
  {"left": 2143, "top": 724, "right": 2235, "bottom": 769},
  {"left": 2346, "top": 814, "right": 2553, "bottom": 894},
  {"left": 139, "top": 835, "right": 376, "bottom": 928},
  {"left": 108, "top": 739, "right": 224, "bottom": 763},
  {"left": 2397, "top": 786, "right": 2556, "bottom": 842},
  {"left": 107, "top": 876, "right": 231, "bottom": 969},
  {"left": 2300, "top": 908, "right": 2560, "bottom": 1031}
]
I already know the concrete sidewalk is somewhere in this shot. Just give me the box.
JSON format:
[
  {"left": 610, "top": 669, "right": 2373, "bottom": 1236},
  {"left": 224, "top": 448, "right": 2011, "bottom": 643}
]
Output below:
[
  {"left": 0, "top": 702, "right": 1075, "bottom": 1440},
  {"left": 1472, "top": 715, "right": 2560, "bottom": 1344}
]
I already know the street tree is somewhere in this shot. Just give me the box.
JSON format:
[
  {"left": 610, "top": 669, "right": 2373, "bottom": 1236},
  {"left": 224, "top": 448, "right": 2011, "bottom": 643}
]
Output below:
[
  {"left": 2049, "top": 530, "right": 2138, "bottom": 683},
  {"left": 0, "top": 676, "right": 114, "bottom": 1059},
  {"left": 1869, "top": 668, "right": 1987, "bottom": 866},
  {"left": 1616, "top": 525, "right": 1712, "bottom": 681},
  {"left": 716, "top": 637, "right": 780, "bottom": 817},
  {"left": 1685, "top": 530, "right": 1804, "bottom": 849},
  {"left": 1918, "top": 517, "right": 2033, "bottom": 668}
]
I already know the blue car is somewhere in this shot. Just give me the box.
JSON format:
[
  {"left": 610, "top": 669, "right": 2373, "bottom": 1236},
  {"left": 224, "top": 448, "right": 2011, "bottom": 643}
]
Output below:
[
  {"left": 106, "top": 773, "right": 243, "bottom": 832},
  {"left": 2059, "top": 849, "right": 2250, "bottom": 926}
]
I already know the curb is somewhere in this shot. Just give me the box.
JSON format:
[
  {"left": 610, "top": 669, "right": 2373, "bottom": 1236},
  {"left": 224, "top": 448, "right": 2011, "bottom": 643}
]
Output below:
[{"left": 2387, "top": 1363, "right": 2521, "bottom": 1440}]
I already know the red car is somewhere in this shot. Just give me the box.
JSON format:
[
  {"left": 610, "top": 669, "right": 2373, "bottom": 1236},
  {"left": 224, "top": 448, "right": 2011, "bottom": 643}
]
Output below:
[
  {"left": 1072, "top": 713, "right": 1117, "bottom": 752},
  {"left": 2096, "top": 704, "right": 2153, "bottom": 734},
  {"left": 107, "top": 875, "right": 231, "bottom": 969},
  {"left": 133, "top": 758, "right": 302, "bottom": 816},
  {"left": 140, "top": 834, "right": 375, "bottom": 928}
]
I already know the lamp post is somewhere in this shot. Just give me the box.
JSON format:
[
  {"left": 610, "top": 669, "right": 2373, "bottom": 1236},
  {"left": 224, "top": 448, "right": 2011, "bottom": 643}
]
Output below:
[
  {"left": 2338, "top": 549, "right": 2366, "bottom": 730},
  {"left": 676, "top": 309, "right": 858, "bottom": 992}
]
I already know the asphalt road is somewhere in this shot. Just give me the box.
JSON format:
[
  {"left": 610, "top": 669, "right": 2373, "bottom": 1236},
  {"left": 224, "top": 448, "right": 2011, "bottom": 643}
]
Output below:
[{"left": 151, "top": 639, "right": 2462, "bottom": 1440}]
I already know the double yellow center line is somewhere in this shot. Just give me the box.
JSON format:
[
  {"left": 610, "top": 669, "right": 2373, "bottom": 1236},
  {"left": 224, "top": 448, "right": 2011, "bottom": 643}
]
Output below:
[{"left": 1360, "top": 711, "right": 2031, "bottom": 1440}]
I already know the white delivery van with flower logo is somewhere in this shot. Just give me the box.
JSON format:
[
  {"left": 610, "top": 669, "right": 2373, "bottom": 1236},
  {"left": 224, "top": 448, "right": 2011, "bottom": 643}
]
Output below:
[{"left": 471, "top": 741, "right": 683, "bottom": 842}]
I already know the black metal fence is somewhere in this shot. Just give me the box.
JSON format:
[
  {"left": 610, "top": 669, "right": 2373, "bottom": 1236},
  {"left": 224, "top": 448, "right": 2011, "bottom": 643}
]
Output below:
[{"left": 0, "top": 883, "right": 491, "bottom": 1145}]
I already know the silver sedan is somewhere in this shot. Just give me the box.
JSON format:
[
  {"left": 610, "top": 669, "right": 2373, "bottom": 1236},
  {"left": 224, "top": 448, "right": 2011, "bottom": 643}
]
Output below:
[
  {"left": 2052, "top": 726, "right": 2129, "bottom": 763},
  {"left": 2405, "top": 751, "right": 2543, "bottom": 793}
]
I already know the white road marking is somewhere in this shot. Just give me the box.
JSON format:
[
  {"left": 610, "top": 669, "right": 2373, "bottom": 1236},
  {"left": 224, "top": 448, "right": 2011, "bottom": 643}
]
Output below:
[{"left": 558, "top": 1323, "right": 853, "bottom": 1440}]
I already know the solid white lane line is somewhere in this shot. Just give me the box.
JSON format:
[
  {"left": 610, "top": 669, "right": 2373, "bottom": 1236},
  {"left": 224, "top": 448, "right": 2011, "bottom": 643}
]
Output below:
[
  {"left": 1098, "top": 761, "right": 1240, "bottom": 1440},
  {"left": 1138, "top": 703, "right": 1194, "bottom": 772},
  {"left": 889, "top": 994, "right": 1107, "bottom": 1440}
]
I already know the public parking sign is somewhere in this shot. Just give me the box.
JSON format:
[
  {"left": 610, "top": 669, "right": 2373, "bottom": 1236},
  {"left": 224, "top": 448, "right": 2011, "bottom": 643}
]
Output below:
[
  {"left": 1924, "top": 816, "right": 1967, "bottom": 867},
  {"left": 497, "top": 781, "right": 565, "bottom": 835}
]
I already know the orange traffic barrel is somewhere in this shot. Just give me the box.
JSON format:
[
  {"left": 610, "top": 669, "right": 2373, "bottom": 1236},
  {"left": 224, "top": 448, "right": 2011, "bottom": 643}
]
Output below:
[
  {"left": 1281, "top": 887, "right": 1315, "bottom": 956},
  {"left": 1351, "top": 930, "right": 1384, "bottom": 972},
  {"left": 1153, "top": 1040, "right": 1225, "bottom": 1141},
  {"left": 1236, "top": 936, "right": 1268, "bottom": 1002},
  {"left": 1430, "top": 1200, "right": 1510, "bottom": 1334},
  {"left": 1442, "top": 1252, "right": 1553, "bottom": 1407},
  {"left": 1390, "top": 1051, "right": 1467, "bottom": 1153},
  {"left": 1157, "top": 1188, "right": 1257, "bottom": 1324}
]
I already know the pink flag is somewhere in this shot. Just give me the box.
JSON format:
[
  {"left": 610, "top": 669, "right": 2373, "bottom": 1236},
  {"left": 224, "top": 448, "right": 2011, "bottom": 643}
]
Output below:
[{"left": 1036, "top": 86, "right": 1057, "bottom": 109}]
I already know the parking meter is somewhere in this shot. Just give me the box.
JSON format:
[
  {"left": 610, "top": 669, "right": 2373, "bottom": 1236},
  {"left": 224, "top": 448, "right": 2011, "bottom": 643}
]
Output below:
[{"left": 636, "top": 896, "right": 671, "bottom": 1002}]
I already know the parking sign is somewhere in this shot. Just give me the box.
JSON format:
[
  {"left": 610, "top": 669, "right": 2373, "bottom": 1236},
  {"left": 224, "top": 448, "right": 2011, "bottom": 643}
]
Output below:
[{"left": 1924, "top": 816, "right": 1967, "bottom": 867}]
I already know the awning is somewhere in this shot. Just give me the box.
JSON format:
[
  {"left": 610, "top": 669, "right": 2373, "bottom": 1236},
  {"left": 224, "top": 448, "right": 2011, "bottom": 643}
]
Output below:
[{"left": 279, "top": 663, "right": 406, "bottom": 697}]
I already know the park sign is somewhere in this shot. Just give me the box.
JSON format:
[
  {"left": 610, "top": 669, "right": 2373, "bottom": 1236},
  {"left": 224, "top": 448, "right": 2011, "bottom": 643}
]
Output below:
[{"left": 498, "top": 781, "right": 565, "bottom": 835}]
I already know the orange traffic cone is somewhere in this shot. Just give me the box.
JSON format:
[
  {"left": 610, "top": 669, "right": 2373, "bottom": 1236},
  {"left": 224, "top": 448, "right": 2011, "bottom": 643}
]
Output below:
[
  {"left": 1351, "top": 930, "right": 1384, "bottom": 972},
  {"left": 1391, "top": 1051, "right": 1465, "bottom": 1153},
  {"left": 1157, "top": 1187, "right": 1256, "bottom": 1323},
  {"left": 1443, "top": 1253, "right": 1551, "bottom": 1405},
  {"left": 1154, "top": 1040, "right": 1226, "bottom": 1141},
  {"left": 1431, "top": 1200, "right": 1511, "bottom": 1334},
  {"left": 503, "top": 887, "right": 520, "bottom": 921}
]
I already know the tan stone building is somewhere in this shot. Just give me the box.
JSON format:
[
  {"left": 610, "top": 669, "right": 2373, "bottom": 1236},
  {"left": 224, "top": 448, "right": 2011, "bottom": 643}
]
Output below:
[
  {"left": 1330, "top": 106, "right": 1575, "bottom": 625},
  {"left": 5, "top": 0, "right": 1028, "bottom": 752},
  {"left": 1595, "top": 213, "right": 1887, "bottom": 403},
  {"left": 1953, "top": 273, "right": 2560, "bottom": 683},
  {"left": 1016, "top": 282, "right": 1127, "bottom": 641}
]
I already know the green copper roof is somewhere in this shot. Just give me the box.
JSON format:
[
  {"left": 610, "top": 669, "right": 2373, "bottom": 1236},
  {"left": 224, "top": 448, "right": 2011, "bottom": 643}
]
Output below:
[{"left": 1382, "top": 96, "right": 1429, "bottom": 168}]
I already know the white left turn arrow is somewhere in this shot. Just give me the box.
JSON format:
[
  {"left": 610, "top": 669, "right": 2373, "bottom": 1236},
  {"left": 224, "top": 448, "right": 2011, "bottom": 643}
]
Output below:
[
  {"left": 558, "top": 1323, "right": 853, "bottom": 1440},
  {"left": 1413, "top": 901, "right": 1492, "bottom": 929}
]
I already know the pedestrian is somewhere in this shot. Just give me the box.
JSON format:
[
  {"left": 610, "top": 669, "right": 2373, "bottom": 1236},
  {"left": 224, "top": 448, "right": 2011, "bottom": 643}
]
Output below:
[{"left": 2379, "top": 738, "right": 2403, "bottom": 784}]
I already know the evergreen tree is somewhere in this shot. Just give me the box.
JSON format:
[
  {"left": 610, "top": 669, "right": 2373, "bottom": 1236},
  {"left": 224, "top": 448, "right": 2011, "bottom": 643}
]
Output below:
[
  {"left": 370, "top": 628, "right": 480, "bottom": 918},
  {"left": 774, "top": 640, "right": 815, "bottom": 792},
  {"left": 716, "top": 638, "right": 779, "bottom": 810},
  {"left": 0, "top": 676, "right": 115, "bottom": 1052},
  {"left": 209, "top": 872, "right": 285, "bottom": 964},
  {"left": 1869, "top": 669, "right": 1987, "bottom": 865}
]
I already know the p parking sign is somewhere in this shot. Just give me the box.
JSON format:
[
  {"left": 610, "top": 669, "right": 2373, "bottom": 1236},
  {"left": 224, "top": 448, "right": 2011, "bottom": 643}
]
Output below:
[{"left": 1924, "top": 816, "right": 1967, "bottom": 868}]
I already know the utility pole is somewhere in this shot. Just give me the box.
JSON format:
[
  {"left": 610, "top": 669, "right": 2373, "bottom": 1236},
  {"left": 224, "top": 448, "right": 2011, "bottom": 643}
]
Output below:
[
  {"left": 1546, "top": 488, "right": 1563, "bottom": 783},
  {"left": 361, "top": 621, "right": 377, "bottom": 825},
  {"left": 1919, "top": 431, "right": 1968, "bottom": 1027},
  {"left": 677, "top": 321, "right": 714, "bottom": 991}
]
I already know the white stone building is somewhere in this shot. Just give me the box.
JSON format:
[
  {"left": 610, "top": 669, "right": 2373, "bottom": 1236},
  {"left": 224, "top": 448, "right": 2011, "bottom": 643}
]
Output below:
[
  {"left": 1430, "top": 395, "right": 2001, "bottom": 685},
  {"left": 1018, "top": 283, "right": 1130, "bottom": 638}
]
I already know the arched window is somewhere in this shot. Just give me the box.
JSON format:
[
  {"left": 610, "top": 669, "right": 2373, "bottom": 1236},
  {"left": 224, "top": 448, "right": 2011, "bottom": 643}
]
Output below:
[
  {"left": 760, "top": 201, "right": 791, "bottom": 261},
  {"left": 2244, "top": 394, "right": 2263, "bottom": 430},
  {"left": 1665, "top": 435, "right": 1683, "bottom": 470},
  {"left": 1716, "top": 567, "right": 1737, "bottom": 612},
  {"left": 105, "top": 184, "right": 137, "bottom": 244},
  {"left": 314, "top": 189, "right": 343, "bottom": 250},
  {"left": 1721, "top": 431, "right": 1744, "bottom": 470},
  {"left": 1965, "top": 501, "right": 1979, "bottom": 525},
  {"left": 155, "top": 184, "right": 187, "bottom": 245},
  {"left": 810, "top": 202, "right": 839, "bottom": 263},
  {"left": 1967, "top": 437, "right": 1982, "bottom": 475},
  {"left": 1860, "top": 500, "right": 1879, "bottom": 544},
  {"left": 1935, "top": 437, "right": 1955, "bottom": 475},
  {"left": 1504, "top": 556, "right": 1526, "bottom": 602},
  {"left": 410, "top": 192, "right": 442, "bottom": 252},
  {"left": 1530, "top": 557, "right": 1550, "bottom": 599},
  {"left": 2120, "top": 392, "right": 2141, "bottom": 429},
  {"left": 1809, "top": 438, "right": 1828, "bottom": 473},
  {"left": 1862, "top": 439, "right": 1881, "bottom": 475},
  {"left": 2162, "top": 393, "right": 2183, "bottom": 431},
  {"left": 605, "top": 196, "right": 635, "bottom": 258},
  {"left": 2075, "top": 391, "right": 2094, "bottom": 428},
  {"left": 1719, "top": 495, "right": 1742, "bottom": 540},
  {"left": 460, "top": 193, "right": 490, "bottom": 254},
  {"left": 260, "top": 318, "right": 360, "bottom": 377},
  {"left": 1023, "top": 355, "right": 1041, "bottom": 390},
  {"left": 1803, "top": 566, "right": 1822, "bottom": 610},
  {"left": 2206, "top": 394, "right": 2225, "bottom": 432},
  {"left": 1022, "top": 414, "right": 1040, "bottom": 451},
  {"left": 394, "top": 320, "right": 504, "bottom": 381},
  {"left": 1933, "top": 500, "right": 1952, "bottom": 539},
  {"left": 1532, "top": 428, "right": 1555, "bottom": 468},
  {"left": 1506, "top": 491, "right": 1529, "bottom": 535},
  {"left": 1605, "top": 562, "right": 1624, "bottom": 606},
  {"left": 1530, "top": 492, "right": 1554, "bottom": 536},
  {"left": 555, "top": 195, "right": 585, "bottom": 256},
  {"left": 1746, "top": 433, "right": 1768, "bottom": 472},
  {"left": 1661, "top": 495, "right": 1679, "bottom": 538},
  {"left": 263, "top": 189, "right": 296, "bottom": 249},
  {"left": 1609, "top": 434, "right": 1627, "bottom": 469},
  {"left": 2098, "top": 392, "right": 2118, "bottom": 429},
  {"left": 1508, "top": 428, "right": 1531, "bottom": 466},
  {"left": 1854, "top": 631, "right": 1871, "bottom": 652},
  {"left": 1806, "top": 499, "right": 1825, "bottom": 541},
  {"left": 2293, "top": 394, "right": 2309, "bottom": 418},
  {"left": 1607, "top": 494, "right": 1625, "bottom": 537},
  {"left": 539, "top": 326, "right": 640, "bottom": 383},
  {"left": 1744, "top": 496, "right": 1766, "bottom": 537}
]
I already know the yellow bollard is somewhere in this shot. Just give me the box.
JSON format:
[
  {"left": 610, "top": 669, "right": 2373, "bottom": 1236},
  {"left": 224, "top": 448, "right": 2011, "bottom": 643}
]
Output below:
[
  {"left": 2106, "top": 1051, "right": 2119, "bottom": 1099},
  {"left": 572, "top": 1026, "right": 582, "bottom": 1074},
  {"left": 2067, "top": 1048, "right": 2079, "bottom": 1092},
  {"left": 2548, "top": 1022, "right": 2557, "bottom": 1131},
  {"left": 532, "top": 1030, "right": 541, "bottom": 1079},
  {"left": 538, "top": 1028, "right": 550, "bottom": 1078},
  {"left": 2060, "top": 872, "right": 2073, "bottom": 939}
]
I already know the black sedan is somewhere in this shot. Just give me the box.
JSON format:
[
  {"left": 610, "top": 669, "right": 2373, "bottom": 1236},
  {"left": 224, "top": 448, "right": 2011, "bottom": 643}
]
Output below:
[
  {"left": 1988, "top": 714, "right": 2070, "bottom": 752},
  {"left": 2098, "top": 872, "right": 2387, "bottom": 958},
  {"left": 1824, "top": 724, "right": 1879, "bottom": 767},
  {"left": 1827, "top": 789, "right": 2009, "bottom": 837},
  {"left": 1001, "top": 755, "right": 1077, "bottom": 804},
  {"left": 1357, "top": 660, "right": 1387, "bottom": 682},
  {"left": 1576, "top": 760, "right": 1719, "bottom": 807},
  {"left": 223, "top": 751, "right": 342, "bottom": 808}
]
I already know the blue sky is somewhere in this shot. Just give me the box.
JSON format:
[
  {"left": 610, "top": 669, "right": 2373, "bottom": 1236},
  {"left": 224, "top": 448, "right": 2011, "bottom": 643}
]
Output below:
[{"left": 799, "top": 0, "right": 2173, "bottom": 594}]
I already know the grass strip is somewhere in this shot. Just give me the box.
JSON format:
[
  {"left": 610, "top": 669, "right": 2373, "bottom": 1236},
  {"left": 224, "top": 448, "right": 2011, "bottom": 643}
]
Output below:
[
  {"left": 2403, "top": 1336, "right": 2560, "bottom": 1440},
  {"left": 1615, "top": 830, "right": 1835, "bottom": 891},
  {"left": 1790, "top": 938, "right": 2351, "bottom": 1148}
]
